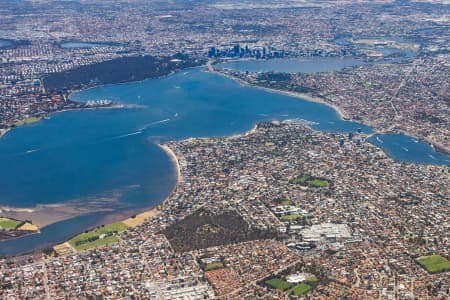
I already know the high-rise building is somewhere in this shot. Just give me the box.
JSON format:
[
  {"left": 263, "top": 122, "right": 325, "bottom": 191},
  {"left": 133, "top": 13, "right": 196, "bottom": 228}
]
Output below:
[
  {"left": 208, "top": 47, "right": 216, "bottom": 57},
  {"left": 233, "top": 44, "right": 240, "bottom": 56}
]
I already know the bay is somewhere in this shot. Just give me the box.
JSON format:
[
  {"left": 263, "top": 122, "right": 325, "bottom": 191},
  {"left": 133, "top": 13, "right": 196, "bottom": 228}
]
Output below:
[{"left": 0, "top": 66, "right": 448, "bottom": 256}]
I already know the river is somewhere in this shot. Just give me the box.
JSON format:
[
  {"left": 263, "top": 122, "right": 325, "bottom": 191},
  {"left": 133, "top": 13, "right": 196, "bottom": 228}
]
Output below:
[{"left": 0, "top": 61, "right": 448, "bottom": 256}]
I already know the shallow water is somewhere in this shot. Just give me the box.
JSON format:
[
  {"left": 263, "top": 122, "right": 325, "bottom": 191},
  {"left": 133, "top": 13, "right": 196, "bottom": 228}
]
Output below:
[{"left": 0, "top": 66, "right": 447, "bottom": 256}]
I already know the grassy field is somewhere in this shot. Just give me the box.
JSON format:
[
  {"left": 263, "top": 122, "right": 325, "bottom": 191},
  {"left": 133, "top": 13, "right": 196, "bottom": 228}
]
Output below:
[
  {"left": 289, "top": 283, "right": 312, "bottom": 296},
  {"left": 279, "top": 213, "right": 303, "bottom": 222},
  {"left": 0, "top": 218, "right": 23, "bottom": 230},
  {"left": 305, "top": 275, "right": 318, "bottom": 283},
  {"left": 293, "top": 175, "right": 329, "bottom": 188},
  {"left": 307, "top": 179, "right": 329, "bottom": 188},
  {"left": 205, "top": 262, "right": 224, "bottom": 271},
  {"left": 69, "top": 222, "right": 127, "bottom": 251},
  {"left": 14, "top": 117, "right": 41, "bottom": 126},
  {"left": 416, "top": 255, "right": 450, "bottom": 274},
  {"left": 74, "top": 236, "right": 120, "bottom": 251},
  {"left": 293, "top": 175, "right": 309, "bottom": 184},
  {"left": 265, "top": 278, "right": 293, "bottom": 291},
  {"left": 279, "top": 199, "right": 293, "bottom": 206}
]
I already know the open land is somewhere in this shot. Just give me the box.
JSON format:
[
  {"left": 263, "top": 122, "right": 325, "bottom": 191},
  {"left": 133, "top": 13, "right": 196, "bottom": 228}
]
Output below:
[
  {"left": 0, "top": 217, "right": 39, "bottom": 241},
  {"left": 416, "top": 255, "right": 450, "bottom": 274},
  {"left": 0, "top": 191, "right": 126, "bottom": 228},
  {"left": 68, "top": 222, "right": 128, "bottom": 251}
]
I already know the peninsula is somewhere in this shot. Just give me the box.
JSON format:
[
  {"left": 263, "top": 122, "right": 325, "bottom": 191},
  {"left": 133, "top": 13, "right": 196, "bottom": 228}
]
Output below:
[{"left": 2, "top": 121, "right": 448, "bottom": 298}]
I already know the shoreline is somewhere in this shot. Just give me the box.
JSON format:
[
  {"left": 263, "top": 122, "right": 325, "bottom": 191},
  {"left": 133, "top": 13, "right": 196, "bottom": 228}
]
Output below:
[
  {"left": 49, "top": 143, "right": 181, "bottom": 254},
  {"left": 1, "top": 61, "right": 449, "bottom": 256},
  {"left": 0, "top": 217, "right": 40, "bottom": 243},
  {"left": 224, "top": 124, "right": 258, "bottom": 140},
  {"left": 0, "top": 104, "right": 126, "bottom": 141},
  {"left": 0, "top": 128, "right": 10, "bottom": 139},
  {"left": 207, "top": 60, "right": 449, "bottom": 156},
  {"left": 0, "top": 62, "right": 203, "bottom": 142},
  {"left": 66, "top": 63, "right": 203, "bottom": 101},
  {"left": 158, "top": 143, "right": 182, "bottom": 183},
  {"left": 206, "top": 60, "right": 347, "bottom": 120}
]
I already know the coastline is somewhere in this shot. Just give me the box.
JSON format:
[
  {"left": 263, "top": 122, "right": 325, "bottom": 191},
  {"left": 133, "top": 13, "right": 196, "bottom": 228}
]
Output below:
[
  {"left": 0, "top": 217, "right": 40, "bottom": 243},
  {"left": 1, "top": 60, "right": 449, "bottom": 256},
  {"left": 65, "top": 63, "right": 204, "bottom": 101},
  {"left": 394, "top": 129, "right": 450, "bottom": 157},
  {"left": 49, "top": 143, "right": 181, "bottom": 254},
  {"left": 0, "top": 61, "right": 204, "bottom": 142},
  {"left": 259, "top": 87, "right": 347, "bottom": 120},
  {"left": 0, "top": 128, "right": 10, "bottom": 139},
  {"left": 0, "top": 104, "right": 126, "bottom": 142},
  {"left": 0, "top": 202, "right": 115, "bottom": 229},
  {"left": 207, "top": 60, "right": 449, "bottom": 156},
  {"left": 206, "top": 60, "right": 348, "bottom": 120},
  {"left": 158, "top": 143, "right": 182, "bottom": 184},
  {"left": 225, "top": 124, "right": 258, "bottom": 140}
]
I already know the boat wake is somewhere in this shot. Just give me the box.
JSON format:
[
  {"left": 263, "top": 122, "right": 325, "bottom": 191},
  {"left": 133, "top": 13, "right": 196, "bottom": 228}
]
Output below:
[
  {"left": 376, "top": 136, "right": 383, "bottom": 143},
  {"left": 401, "top": 146, "right": 409, "bottom": 152},
  {"left": 113, "top": 131, "right": 143, "bottom": 139},
  {"left": 25, "top": 149, "right": 40, "bottom": 154},
  {"left": 138, "top": 118, "right": 170, "bottom": 131}
]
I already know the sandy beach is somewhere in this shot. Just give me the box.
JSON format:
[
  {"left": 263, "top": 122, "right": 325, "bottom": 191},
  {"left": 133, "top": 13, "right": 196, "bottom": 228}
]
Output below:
[
  {"left": 1, "top": 143, "right": 182, "bottom": 251},
  {"left": 0, "top": 190, "right": 128, "bottom": 228},
  {"left": 224, "top": 124, "right": 258, "bottom": 140},
  {"left": 159, "top": 143, "right": 182, "bottom": 182},
  {"left": 50, "top": 143, "right": 182, "bottom": 252},
  {"left": 71, "top": 144, "right": 181, "bottom": 236},
  {"left": 0, "top": 128, "right": 10, "bottom": 139},
  {"left": 0, "top": 203, "right": 115, "bottom": 228},
  {"left": 206, "top": 59, "right": 348, "bottom": 120}
]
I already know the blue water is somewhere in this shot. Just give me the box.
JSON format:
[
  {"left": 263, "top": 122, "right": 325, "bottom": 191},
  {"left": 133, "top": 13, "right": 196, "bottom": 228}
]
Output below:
[
  {"left": 0, "top": 213, "right": 105, "bottom": 255},
  {"left": 0, "top": 67, "right": 448, "bottom": 256},
  {"left": 335, "top": 36, "right": 418, "bottom": 58},
  {"left": 0, "top": 39, "right": 13, "bottom": 48},
  {"left": 369, "top": 134, "right": 450, "bottom": 165},
  {"left": 60, "top": 42, "right": 112, "bottom": 48},
  {"left": 217, "top": 57, "right": 367, "bottom": 73}
]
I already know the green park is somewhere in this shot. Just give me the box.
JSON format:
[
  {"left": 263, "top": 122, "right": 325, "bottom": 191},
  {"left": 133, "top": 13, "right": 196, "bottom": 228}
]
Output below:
[
  {"left": 293, "top": 175, "right": 329, "bottom": 188},
  {"left": 0, "top": 218, "right": 23, "bottom": 230},
  {"left": 416, "top": 255, "right": 450, "bottom": 274},
  {"left": 69, "top": 222, "right": 128, "bottom": 251}
]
